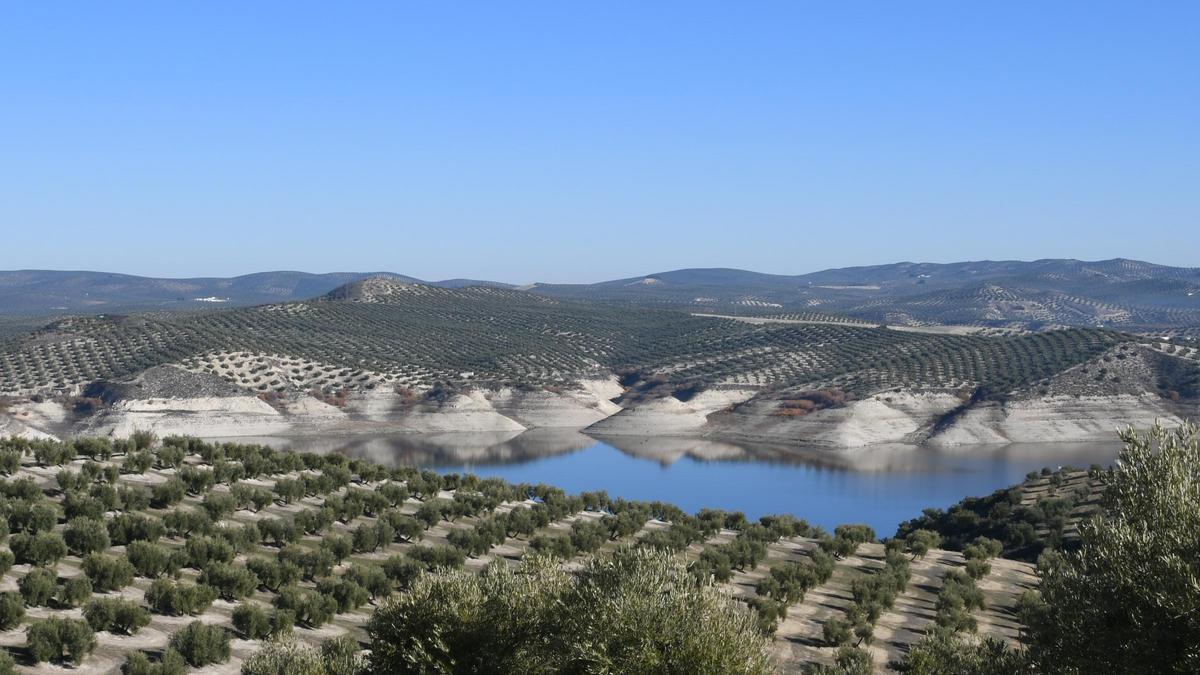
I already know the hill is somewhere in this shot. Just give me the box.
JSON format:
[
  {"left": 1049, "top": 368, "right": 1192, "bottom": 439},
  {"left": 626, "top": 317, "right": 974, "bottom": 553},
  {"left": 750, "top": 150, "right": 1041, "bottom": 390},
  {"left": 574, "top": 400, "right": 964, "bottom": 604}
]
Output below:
[
  {"left": 0, "top": 276, "right": 1163, "bottom": 399},
  {"left": 532, "top": 258, "right": 1200, "bottom": 335},
  {"left": 5, "top": 258, "right": 1199, "bottom": 335},
  {"left": 0, "top": 270, "right": 516, "bottom": 315},
  {"left": 0, "top": 276, "right": 1197, "bottom": 446}
]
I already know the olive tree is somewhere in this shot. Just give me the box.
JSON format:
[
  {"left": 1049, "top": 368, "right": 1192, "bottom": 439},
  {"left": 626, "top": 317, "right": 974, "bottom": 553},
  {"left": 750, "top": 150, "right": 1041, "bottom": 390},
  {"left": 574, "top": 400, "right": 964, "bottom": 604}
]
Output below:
[
  {"left": 366, "top": 548, "right": 772, "bottom": 674},
  {"left": 56, "top": 576, "right": 93, "bottom": 608},
  {"left": 81, "top": 553, "right": 135, "bottom": 592},
  {"left": 169, "top": 621, "right": 231, "bottom": 667},
  {"left": 26, "top": 617, "right": 96, "bottom": 665},
  {"left": 121, "top": 649, "right": 188, "bottom": 675},
  {"left": 241, "top": 637, "right": 326, "bottom": 675},
  {"left": 18, "top": 567, "right": 58, "bottom": 606},
  {"left": 0, "top": 592, "right": 25, "bottom": 630},
  {"left": 64, "top": 517, "right": 110, "bottom": 555},
  {"left": 11, "top": 532, "right": 68, "bottom": 567},
  {"left": 1026, "top": 423, "right": 1200, "bottom": 674},
  {"left": 84, "top": 597, "right": 151, "bottom": 634},
  {"left": 905, "top": 529, "right": 942, "bottom": 560}
]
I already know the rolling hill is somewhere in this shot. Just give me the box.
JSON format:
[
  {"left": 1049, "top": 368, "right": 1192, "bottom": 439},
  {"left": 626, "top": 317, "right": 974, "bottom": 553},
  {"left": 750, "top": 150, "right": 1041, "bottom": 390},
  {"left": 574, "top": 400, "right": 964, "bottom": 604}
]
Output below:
[
  {"left": 532, "top": 258, "right": 1200, "bottom": 334},
  {"left": 0, "top": 270, "right": 515, "bottom": 315},
  {"left": 0, "top": 276, "right": 1157, "bottom": 400},
  {"left": 4, "top": 259, "right": 1198, "bottom": 335}
]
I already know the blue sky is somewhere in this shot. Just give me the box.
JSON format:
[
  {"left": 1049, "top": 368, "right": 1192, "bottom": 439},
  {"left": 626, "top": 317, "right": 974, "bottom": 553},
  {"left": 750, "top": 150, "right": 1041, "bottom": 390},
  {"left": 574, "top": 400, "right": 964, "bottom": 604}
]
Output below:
[{"left": 1, "top": 2, "right": 1196, "bottom": 283}]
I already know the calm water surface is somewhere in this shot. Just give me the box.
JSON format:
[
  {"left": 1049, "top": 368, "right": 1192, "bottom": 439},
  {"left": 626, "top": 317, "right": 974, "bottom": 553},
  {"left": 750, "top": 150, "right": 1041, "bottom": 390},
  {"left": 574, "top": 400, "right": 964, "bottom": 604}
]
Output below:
[{"left": 211, "top": 430, "right": 1121, "bottom": 536}]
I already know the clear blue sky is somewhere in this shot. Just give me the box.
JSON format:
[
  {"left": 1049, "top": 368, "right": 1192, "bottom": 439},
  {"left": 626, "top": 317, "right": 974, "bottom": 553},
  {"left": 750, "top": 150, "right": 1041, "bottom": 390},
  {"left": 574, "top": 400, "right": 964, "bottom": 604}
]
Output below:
[{"left": 2, "top": 2, "right": 1196, "bottom": 283}]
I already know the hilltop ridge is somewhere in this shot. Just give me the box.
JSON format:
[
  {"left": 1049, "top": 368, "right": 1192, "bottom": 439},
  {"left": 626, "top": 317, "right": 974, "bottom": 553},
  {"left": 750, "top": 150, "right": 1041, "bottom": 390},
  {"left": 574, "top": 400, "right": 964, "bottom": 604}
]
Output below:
[{"left": 3, "top": 258, "right": 1198, "bottom": 334}]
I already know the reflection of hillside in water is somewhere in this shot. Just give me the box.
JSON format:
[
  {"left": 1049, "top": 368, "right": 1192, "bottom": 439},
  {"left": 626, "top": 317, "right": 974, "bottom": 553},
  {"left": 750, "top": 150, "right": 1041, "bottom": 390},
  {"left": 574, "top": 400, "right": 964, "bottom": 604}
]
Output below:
[
  {"left": 209, "top": 428, "right": 595, "bottom": 467},
  {"left": 205, "top": 431, "right": 1120, "bottom": 475}
]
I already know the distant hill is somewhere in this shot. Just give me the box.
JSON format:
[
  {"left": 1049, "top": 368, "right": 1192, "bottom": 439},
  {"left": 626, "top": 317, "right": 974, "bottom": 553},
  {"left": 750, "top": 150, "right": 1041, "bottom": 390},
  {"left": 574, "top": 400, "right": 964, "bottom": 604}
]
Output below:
[
  {"left": 532, "top": 259, "right": 1200, "bottom": 334},
  {"left": 0, "top": 272, "right": 1182, "bottom": 403},
  {"left": 0, "top": 270, "right": 514, "bottom": 314},
  {"left": 3, "top": 259, "right": 1198, "bottom": 334}
]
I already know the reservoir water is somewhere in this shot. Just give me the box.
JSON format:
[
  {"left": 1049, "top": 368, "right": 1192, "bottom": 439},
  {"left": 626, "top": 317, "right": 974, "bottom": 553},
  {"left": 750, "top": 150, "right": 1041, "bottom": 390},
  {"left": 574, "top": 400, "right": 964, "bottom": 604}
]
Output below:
[{"left": 211, "top": 430, "right": 1122, "bottom": 536}]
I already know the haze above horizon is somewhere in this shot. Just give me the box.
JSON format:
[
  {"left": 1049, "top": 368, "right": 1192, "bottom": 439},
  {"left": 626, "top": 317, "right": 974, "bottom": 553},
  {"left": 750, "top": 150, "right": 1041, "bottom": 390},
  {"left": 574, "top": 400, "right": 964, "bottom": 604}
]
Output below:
[{"left": 2, "top": 2, "right": 1196, "bottom": 282}]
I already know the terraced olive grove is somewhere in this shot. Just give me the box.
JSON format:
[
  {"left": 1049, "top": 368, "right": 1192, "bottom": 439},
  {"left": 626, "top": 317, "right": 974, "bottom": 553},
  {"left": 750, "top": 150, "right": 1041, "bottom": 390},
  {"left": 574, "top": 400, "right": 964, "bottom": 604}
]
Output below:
[
  {"left": 0, "top": 278, "right": 1140, "bottom": 400},
  {"left": 0, "top": 434, "right": 1035, "bottom": 674}
]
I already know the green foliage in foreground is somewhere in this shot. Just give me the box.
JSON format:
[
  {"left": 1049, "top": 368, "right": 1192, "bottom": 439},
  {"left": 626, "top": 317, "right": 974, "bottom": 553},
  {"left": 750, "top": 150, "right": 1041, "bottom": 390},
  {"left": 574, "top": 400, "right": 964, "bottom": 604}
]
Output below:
[
  {"left": 121, "top": 649, "right": 187, "bottom": 675},
  {"left": 241, "top": 635, "right": 364, "bottom": 675},
  {"left": 1026, "top": 423, "right": 1200, "bottom": 675},
  {"left": 366, "top": 547, "right": 773, "bottom": 674},
  {"left": 890, "top": 628, "right": 1026, "bottom": 675},
  {"left": 893, "top": 422, "right": 1200, "bottom": 675}
]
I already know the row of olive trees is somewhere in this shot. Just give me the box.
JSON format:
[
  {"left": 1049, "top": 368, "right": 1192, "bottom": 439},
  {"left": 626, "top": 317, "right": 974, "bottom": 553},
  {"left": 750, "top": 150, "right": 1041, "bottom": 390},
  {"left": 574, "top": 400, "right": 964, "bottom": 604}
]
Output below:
[{"left": 892, "top": 422, "right": 1200, "bottom": 675}]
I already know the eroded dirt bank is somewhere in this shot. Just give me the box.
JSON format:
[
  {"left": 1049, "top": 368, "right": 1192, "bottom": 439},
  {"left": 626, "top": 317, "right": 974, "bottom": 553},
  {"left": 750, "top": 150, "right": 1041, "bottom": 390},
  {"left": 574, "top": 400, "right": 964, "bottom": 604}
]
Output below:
[{"left": 1, "top": 366, "right": 1195, "bottom": 451}]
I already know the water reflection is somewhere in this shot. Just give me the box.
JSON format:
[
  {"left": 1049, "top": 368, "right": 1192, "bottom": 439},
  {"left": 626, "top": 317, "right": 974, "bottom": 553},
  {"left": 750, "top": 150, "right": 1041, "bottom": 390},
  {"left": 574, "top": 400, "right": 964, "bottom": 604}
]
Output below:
[{"left": 207, "top": 430, "right": 1121, "bottom": 535}]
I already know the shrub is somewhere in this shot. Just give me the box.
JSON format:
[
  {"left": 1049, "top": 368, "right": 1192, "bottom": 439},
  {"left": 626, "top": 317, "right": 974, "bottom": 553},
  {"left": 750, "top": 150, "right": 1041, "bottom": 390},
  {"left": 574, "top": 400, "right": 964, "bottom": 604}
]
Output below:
[
  {"left": 0, "top": 592, "right": 25, "bottom": 630},
  {"left": 232, "top": 603, "right": 272, "bottom": 639},
  {"left": 130, "top": 429, "right": 157, "bottom": 450},
  {"left": 893, "top": 626, "right": 1026, "bottom": 675},
  {"left": 145, "top": 578, "right": 218, "bottom": 616},
  {"left": 122, "top": 450, "right": 155, "bottom": 474},
  {"left": 156, "top": 445, "right": 186, "bottom": 470},
  {"left": 84, "top": 597, "right": 151, "bottom": 634},
  {"left": 260, "top": 518, "right": 301, "bottom": 548},
  {"left": 381, "top": 556, "right": 424, "bottom": 589},
  {"left": 321, "top": 634, "right": 365, "bottom": 675},
  {"left": 199, "top": 562, "right": 259, "bottom": 601},
  {"left": 64, "top": 517, "right": 110, "bottom": 555},
  {"left": 57, "top": 575, "right": 93, "bottom": 608},
  {"left": 365, "top": 548, "right": 772, "bottom": 674},
  {"left": 115, "top": 483, "right": 151, "bottom": 509},
  {"left": 62, "top": 490, "right": 106, "bottom": 520},
  {"left": 201, "top": 491, "right": 236, "bottom": 520},
  {"left": 169, "top": 621, "right": 231, "bottom": 667},
  {"left": 0, "top": 450, "right": 21, "bottom": 475},
  {"left": 230, "top": 484, "right": 273, "bottom": 512},
  {"left": 389, "top": 513, "right": 425, "bottom": 543},
  {"left": 81, "top": 553, "right": 136, "bottom": 592},
  {"left": 126, "top": 540, "right": 181, "bottom": 578},
  {"left": 824, "top": 617, "right": 852, "bottom": 647},
  {"left": 180, "top": 466, "right": 215, "bottom": 495},
  {"left": 405, "top": 545, "right": 465, "bottom": 571},
  {"left": 241, "top": 637, "right": 326, "bottom": 675},
  {"left": 11, "top": 532, "right": 68, "bottom": 566},
  {"left": 19, "top": 567, "right": 58, "bottom": 606},
  {"left": 273, "top": 586, "right": 339, "bottom": 628},
  {"left": 216, "top": 521, "right": 262, "bottom": 552},
  {"left": 9, "top": 501, "right": 58, "bottom": 534},
  {"left": 183, "top": 535, "right": 235, "bottom": 568},
  {"left": 163, "top": 508, "right": 212, "bottom": 537},
  {"left": 247, "top": 557, "right": 301, "bottom": 593},
  {"left": 108, "top": 511, "right": 166, "bottom": 542},
  {"left": 528, "top": 533, "right": 576, "bottom": 559},
  {"left": 344, "top": 564, "right": 392, "bottom": 600},
  {"left": 316, "top": 575, "right": 369, "bottom": 613},
  {"left": 150, "top": 478, "right": 187, "bottom": 508},
  {"left": 57, "top": 469, "right": 89, "bottom": 492},
  {"left": 905, "top": 529, "right": 943, "bottom": 559},
  {"left": 25, "top": 617, "right": 96, "bottom": 665},
  {"left": 273, "top": 477, "right": 306, "bottom": 504},
  {"left": 277, "top": 545, "right": 335, "bottom": 580}
]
